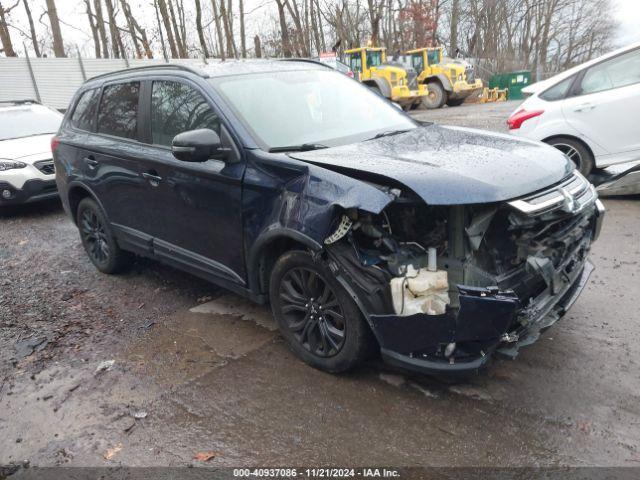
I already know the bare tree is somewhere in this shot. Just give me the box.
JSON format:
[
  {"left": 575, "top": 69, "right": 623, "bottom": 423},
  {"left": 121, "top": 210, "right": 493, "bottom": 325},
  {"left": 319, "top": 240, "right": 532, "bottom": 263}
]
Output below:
[
  {"left": 93, "top": 0, "right": 109, "bottom": 58},
  {"left": 167, "top": 0, "right": 187, "bottom": 57},
  {"left": 22, "top": 0, "right": 40, "bottom": 56},
  {"left": 156, "top": 0, "right": 178, "bottom": 57},
  {"left": 103, "top": 0, "right": 123, "bottom": 58},
  {"left": 0, "top": 1, "right": 17, "bottom": 57},
  {"left": 194, "top": 0, "right": 209, "bottom": 57},
  {"left": 120, "top": 0, "right": 153, "bottom": 58},
  {"left": 239, "top": 0, "right": 246, "bottom": 58},
  {"left": 45, "top": 0, "right": 66, "bottom": 57},
  {"left": 219, "top": 0, "right": 237, "bottom": 57},
  {"left": 274, "top": 0, "right": 292, "bottom": 57},
  {"left": 210, "top": 0, "right": 225, "bottom": 59},
  {"left": 84, "top": 0, "right": 101, "bottom": 57}
]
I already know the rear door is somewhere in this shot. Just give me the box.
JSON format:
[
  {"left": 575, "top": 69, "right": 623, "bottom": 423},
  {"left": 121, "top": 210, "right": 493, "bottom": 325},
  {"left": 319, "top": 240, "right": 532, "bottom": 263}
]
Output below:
[
  {"left": 90, "top": 80, "right": 153, "bottom": 253},
  {"left": 562, "top": 47, "right": 640, "bottom": 158},
  {"left": 135, "top": 77, "right": 246, "bottom": 285}
]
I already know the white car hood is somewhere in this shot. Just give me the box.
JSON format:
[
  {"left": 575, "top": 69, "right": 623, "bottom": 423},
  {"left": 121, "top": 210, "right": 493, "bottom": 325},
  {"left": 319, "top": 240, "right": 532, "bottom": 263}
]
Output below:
[{"left": 1, "top": 134, "right": 55, "bottom": 164}]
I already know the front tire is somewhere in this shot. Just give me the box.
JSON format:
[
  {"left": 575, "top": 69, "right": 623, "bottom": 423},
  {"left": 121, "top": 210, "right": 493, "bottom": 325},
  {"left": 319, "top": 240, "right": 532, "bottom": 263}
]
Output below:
[
  {"left": 445, "top": 97, "right": 466, "bottom": 107},
  {"left": 269, "top": 250, "right": 376, "bottom": 373},
  {"left": 423, "top": 81, "right": 446, "bottom": 109},
  {"left": 545, "top": 137, "right": 594, "bottom": 176},
  {"left": 77, "top": 197, "right": 130, "bottom": 274}
]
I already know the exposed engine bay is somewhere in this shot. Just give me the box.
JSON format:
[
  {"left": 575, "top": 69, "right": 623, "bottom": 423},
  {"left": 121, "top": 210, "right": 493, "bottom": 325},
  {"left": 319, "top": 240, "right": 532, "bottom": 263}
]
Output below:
[{"left": 323, "top": 170, "right": 604, "bottom": 372}]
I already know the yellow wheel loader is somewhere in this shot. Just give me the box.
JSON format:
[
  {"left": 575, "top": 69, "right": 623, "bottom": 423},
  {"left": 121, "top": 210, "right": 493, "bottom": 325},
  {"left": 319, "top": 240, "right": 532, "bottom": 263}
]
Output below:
[
  {"left": 344, "top": 47, "right": 428, "bottom": 110},
  {"left": 406, "top": 47, "right": 483, "bottom": 109}
]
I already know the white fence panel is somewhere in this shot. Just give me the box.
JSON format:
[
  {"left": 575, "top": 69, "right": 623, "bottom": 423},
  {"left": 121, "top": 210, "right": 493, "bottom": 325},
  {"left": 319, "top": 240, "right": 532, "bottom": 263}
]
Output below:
[
  {"left": 0, "top": 58, "right": 38, "bottom": 102},
  {"left": 82, "top": 58, "right": 128, "bottom": 80},
  {"left": 30, "top": 58, "right": 85, "bottom": 110}
]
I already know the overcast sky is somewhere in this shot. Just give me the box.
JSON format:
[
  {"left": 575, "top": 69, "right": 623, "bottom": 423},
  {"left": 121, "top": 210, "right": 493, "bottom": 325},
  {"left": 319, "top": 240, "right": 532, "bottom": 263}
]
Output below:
[{"left": 4, "top": 0, "right": 640, "bottom": 58}]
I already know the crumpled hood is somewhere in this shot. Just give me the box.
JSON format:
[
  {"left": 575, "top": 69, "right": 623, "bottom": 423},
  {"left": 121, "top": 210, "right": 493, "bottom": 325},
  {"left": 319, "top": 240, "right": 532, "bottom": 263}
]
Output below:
[
  {"left": 1, "top": 134, "right": 54, "bottom": 164},
  {"left": 290, "top": 125, "right": 573, "bottom": 204}
]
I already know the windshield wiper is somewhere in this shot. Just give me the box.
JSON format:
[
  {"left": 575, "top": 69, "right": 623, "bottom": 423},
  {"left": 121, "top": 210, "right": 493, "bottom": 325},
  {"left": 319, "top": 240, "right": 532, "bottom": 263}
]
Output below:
[
  {"left": 268, "top": 143, "right": 329, "bottom": 153},
  {"left": 367, "top": 129, "right": 412, "bottom": 141}
]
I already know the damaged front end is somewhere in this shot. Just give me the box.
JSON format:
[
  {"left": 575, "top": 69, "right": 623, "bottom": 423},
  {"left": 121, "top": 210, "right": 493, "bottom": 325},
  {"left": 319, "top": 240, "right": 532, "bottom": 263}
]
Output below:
[{"left": 323, "top": 170, "right": 605, "bottom": 374}]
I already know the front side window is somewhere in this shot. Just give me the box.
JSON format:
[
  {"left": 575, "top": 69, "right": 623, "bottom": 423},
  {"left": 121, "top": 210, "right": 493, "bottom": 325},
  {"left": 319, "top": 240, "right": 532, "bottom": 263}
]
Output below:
[
  {"left": 411, "top": 54, "right": 424, "bottom": 72},
  {"left": 97, "top": 82, "right": 140, "bottom": 140},
  {"left": 579, "top": 48, "right": 640, "bottom": 95},
  {"left": 427, "top": 50, "right": 440, "bottom": 66},
  {"left": 539, "top": 76, "right": 575, "bottom": 101},
  {"left": 367, "top": 51, "right": 382, "bottom": 67},
  {"left": 151, "top": 81, "right": 220, "bottom": 147},
  {"left": 347, "top": 54, "right": 362, "bottom": 72},
  {"left": 70, "top": 88, "right": 100, "bottom": 131},
  {"left": 211, "top": 69, "right": 417, "bottom": 150}
]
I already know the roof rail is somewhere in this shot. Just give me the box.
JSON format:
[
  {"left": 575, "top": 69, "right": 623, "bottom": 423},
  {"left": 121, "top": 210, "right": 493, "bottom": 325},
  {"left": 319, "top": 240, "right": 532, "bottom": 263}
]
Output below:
[
  {"left": 0, "top": 99, "right": 41, "bottom": 105},
  {"left": 87, "top": 63, "right": 209, "bottom": 82},
  {"left": 278, "top": 58, "right": 333, "bottom": 69}
]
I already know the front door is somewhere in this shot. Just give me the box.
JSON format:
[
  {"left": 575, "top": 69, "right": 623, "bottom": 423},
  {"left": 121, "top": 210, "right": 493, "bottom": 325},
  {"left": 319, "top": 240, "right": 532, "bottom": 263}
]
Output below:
[{"left": 136, "top": 78, "right": 246, "bottom": 285}]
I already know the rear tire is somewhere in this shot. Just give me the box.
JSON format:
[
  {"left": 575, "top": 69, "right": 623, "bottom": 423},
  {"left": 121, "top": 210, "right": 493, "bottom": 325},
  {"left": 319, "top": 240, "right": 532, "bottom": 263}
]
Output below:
[
  {"left": 545, "top": 137, "right": 594, "bottom": 176},
  {"left": 269, "top": 250, "right": 376, "bottom": 373},
  {"left": 423, "top": 81, "right": 446, "bottom": 109},
  {"left": 77, "top": 197, "right": 130, "bottom": 274}
]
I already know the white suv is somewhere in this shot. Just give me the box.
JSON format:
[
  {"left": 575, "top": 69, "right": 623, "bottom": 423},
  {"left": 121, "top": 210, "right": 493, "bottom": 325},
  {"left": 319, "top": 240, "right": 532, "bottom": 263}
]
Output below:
[
  {"left": 0, "top": 100, "right": 63, "bottom": 205},
  {"left": 508, "top": 42, "right": 640, "bottom": 175}
]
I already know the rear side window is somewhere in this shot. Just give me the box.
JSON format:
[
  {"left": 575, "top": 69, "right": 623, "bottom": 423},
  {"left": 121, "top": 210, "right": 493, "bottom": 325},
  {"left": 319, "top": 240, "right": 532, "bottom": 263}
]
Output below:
[
  {"left": 70, "top": 88, "right": 100, "bottom": 131},
  {"left": 539, "top": 76, "right": 575, "bottom": 101},
  {"left": 97, "top": 82, "right": 140, "bottom": 140},
  {"left": 578, "top": 48, "right": 640, "bottom": 95},
  {"left": 150, "top": 81, "right": 220, "bottom": 147}
]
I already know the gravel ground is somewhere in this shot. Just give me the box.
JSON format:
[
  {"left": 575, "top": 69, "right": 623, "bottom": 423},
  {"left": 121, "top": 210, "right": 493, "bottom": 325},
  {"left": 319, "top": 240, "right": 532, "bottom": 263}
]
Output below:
[{"left": 1, "top": 100, "right": 639, "bottom": 468}]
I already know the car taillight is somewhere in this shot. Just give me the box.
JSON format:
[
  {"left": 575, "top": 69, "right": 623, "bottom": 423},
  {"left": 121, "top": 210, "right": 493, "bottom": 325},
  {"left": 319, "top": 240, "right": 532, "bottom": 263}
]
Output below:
[
  {"left": 507, "top": 109, "right": 544, "bottom": 130},
  {"left": 51, "top": 136, "right": 60, "bottom": 152}
]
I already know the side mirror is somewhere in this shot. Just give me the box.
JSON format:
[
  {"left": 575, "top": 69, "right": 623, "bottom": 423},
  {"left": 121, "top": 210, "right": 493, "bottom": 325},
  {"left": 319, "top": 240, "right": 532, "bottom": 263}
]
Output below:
[{"left": 171, "top": 128, "right": 230, "bottom": 162}]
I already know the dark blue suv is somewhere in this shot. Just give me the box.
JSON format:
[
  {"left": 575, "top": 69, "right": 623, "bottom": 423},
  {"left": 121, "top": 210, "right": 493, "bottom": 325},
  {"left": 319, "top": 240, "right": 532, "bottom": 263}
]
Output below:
[{"left": 54, "top": 61, "right": 604, "bottom": 375}]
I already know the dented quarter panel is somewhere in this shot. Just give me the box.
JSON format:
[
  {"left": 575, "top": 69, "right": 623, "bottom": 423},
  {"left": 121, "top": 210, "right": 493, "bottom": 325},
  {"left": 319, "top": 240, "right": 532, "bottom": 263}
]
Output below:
[{"left": 291, "top": 125, "right": 574, "bottom": 204}]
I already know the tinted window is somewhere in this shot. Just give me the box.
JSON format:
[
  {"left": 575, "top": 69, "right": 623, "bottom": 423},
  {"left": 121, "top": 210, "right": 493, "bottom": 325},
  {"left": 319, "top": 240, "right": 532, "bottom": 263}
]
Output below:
[
  {"left": 70, "top": 88, "right": 99, "bottom": 131},
  {"left": 539, "top": 76, "right": 575, "bottom": 101},
  {"left": 97, "top": 82, "right": 139, "bottom": 139},
  {"left": 151, "top": 81, "right": 220, "bottom": 147},
  {"left": 579, "top": 48, "right": 640, "bottom": 95},
  {"left": 348, "top": 54, "right": 362, "bottom": 72}
]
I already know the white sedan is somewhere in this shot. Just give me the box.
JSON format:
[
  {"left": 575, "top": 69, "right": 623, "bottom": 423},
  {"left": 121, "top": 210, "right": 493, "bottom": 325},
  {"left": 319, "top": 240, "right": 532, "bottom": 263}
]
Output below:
[{"left": 508, "top": 42, "right": 640, "bottom": 175}]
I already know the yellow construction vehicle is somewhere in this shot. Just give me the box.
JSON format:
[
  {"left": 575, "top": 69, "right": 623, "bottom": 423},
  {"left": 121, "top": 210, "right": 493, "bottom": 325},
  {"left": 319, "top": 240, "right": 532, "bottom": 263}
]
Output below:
[
  {"left": 343, "top": 47, "right": 428, "bottom": 110},
  {"left": 406, "top": 46, "right": 483, "bottom": 109}
]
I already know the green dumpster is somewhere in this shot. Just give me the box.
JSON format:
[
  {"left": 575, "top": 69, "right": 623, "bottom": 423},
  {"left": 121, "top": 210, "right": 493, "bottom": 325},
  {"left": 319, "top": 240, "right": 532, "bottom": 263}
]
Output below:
[{"left": 488, "top": 70, "right": 532, "bottom": 100}]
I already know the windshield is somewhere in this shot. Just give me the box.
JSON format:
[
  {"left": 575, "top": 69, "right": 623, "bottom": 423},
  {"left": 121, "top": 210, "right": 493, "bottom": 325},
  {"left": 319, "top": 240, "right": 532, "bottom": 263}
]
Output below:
[
  {"left": 411, "top": 54, "right": 424, "bottom": 72},
  {"left": 211, "top": 69, "right": 416, "bottom": 150},
  {"left": 0, "top": 106, "right": 62, "bottom": 141},
  {"left": 427, "top": 50, "right": 440, "bottom": 66}
]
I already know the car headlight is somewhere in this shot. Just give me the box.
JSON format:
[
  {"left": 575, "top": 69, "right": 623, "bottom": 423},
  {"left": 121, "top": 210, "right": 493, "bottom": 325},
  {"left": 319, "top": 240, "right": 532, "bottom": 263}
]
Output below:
[{"left": 0, "top": 160, "right": 27, "bottom": 171}]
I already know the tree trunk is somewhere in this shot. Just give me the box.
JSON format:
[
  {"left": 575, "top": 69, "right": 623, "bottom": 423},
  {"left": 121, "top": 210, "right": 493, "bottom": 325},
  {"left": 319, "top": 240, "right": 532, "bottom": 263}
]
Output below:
[
  {"left": 84, "top": 0, "right": 101, "bottom": 57},
  {"left": 121, "top": 0, "right": 152, "bottom": 58},
  {"left": 119, "top": 0, "right": 142, "bottom": 58},
  {"left": 103, "top": 0, "right": 122, "bottom": 58},
  {"left": 450, "top": 0, "right": 459, "bottom": 55},
  {"left": 194, "top": 0, "right": 209, "bottom": 57},
  {"left": 219, "top": 0, "right": 236, "bottom": 58},
  {"left": 210, "top": 0, "right": 225, "bottom": 59},
  {"left": 275, "top": 0, "right": 292, "bottom": 57},
  {"left": 45, "top": 0, "right": 66, "bottom": 57},
  {"left": 157, "top": 0, "right": 178, "bottom": 58},
  {"left": 167, "top": 0, "right": 187, "bottom": 57},
  {"left": 239, "top": 0, "right": 246, "bottom": 58},
  {"left": 254, "top": 34, "right": 261, "bottom": 58},
  {"left": 94, "top": 0, "right": 110, "bottom": 58},
  {"left": 22, "top": 0, "right": 40, "bottom": 57},
  {"left": 0, "top": 2, "right": 17, "bottom": 57},
  {"left": 154, "top": 0, "right": 168, "bottom": 60}
]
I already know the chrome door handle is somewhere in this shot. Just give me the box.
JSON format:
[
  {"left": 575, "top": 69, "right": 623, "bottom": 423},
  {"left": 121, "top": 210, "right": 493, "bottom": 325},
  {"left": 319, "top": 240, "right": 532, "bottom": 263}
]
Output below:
[
  {"left": 84, "top": 156, "right": 98, "bottom": 168},
  {"left": 574, "top": 103, "right": 596, "bottom": 112},
  {"left": 142, "top": 172, "right": 163, "bottom": 185}
]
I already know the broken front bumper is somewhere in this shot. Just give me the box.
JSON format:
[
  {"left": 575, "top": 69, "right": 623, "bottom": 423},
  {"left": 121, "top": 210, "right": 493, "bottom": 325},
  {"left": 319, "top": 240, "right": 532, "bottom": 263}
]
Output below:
[{"left": 372, "top": 260, "right": 594, "bottom": 375}]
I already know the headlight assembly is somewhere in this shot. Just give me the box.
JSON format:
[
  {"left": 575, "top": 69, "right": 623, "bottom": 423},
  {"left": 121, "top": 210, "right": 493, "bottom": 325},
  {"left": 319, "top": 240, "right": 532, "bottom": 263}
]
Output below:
[{"left": 0, "top": 160, "right": 27, "bottom": 171}]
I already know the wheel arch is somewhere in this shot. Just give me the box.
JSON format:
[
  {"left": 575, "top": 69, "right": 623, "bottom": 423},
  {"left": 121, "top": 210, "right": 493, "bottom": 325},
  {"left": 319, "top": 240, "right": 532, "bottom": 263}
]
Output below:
[
  {"left": 248, "top": 228, "right": 323, "bottom": 297},
  {"left": 424, "top": 74, "right": 452, "bottom": 92},
  {"left": 362, "top": 78, "right": 392, "bottom": 99},
  {"left": 67, "top": 182, "right": 105, "bottom": 225},
  {"left": 542, "top": 134, "right": 596, "bottom": 162}
]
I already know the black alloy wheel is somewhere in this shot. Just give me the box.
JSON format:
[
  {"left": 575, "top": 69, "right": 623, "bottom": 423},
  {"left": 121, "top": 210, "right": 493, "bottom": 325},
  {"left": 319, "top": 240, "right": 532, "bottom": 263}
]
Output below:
[
  {"left": 80, "top": 208, "right": 110, "bottom": 265},
  {"left": 278, "top": 266, "right": 346, "bottom": 358}
]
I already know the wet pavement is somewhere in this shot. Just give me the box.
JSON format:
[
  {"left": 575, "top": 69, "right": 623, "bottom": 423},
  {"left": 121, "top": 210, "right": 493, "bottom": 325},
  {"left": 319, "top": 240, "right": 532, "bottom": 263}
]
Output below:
[{"left": 1, "top": 101, "right": 639, "bottom": 467}]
